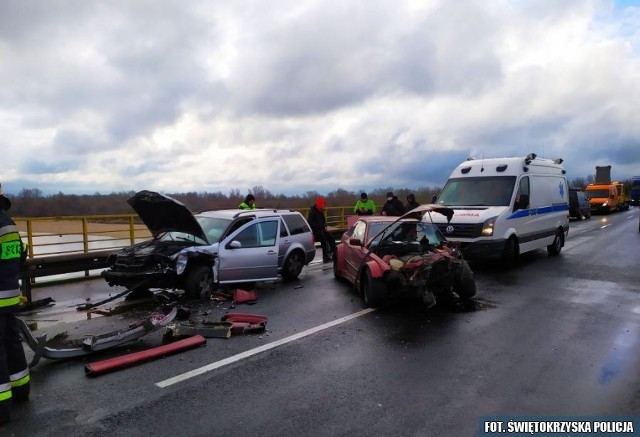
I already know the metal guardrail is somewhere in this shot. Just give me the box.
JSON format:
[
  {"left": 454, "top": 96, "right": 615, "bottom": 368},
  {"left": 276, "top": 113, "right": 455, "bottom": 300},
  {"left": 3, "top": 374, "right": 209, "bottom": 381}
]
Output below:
[
  {"left": 14, "top": 207, "right": 353, "bottom": 259},
  {"left": 20, "top": 249, "right": 116, "bottom": 302},
  {"left": 14, "top": 214, "right": 152, "bottom": 259},
  {"left": 14, "top": 208, "right": 355, "bottom": 301}
]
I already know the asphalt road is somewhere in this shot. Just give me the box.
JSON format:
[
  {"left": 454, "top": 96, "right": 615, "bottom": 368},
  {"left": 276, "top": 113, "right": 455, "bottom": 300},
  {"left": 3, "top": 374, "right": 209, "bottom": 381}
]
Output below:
[{"left": 4, "top": 209, "right": 640, "bottom": 437}]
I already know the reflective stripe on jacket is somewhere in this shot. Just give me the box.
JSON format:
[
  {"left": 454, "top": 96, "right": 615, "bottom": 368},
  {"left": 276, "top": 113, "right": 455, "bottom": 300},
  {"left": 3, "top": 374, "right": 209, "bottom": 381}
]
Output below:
[
  {"left": 0, "top": 382, "right": 11, "bottom": 402},
  {"left": 0, "top": 211, "right": 22, "bottom": 308},
  {"left": 10, "top": 368, "right": 30, "bottom": 388}
]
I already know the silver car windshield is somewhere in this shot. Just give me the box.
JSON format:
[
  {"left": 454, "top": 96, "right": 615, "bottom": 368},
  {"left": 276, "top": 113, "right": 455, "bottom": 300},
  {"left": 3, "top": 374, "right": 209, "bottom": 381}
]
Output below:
[
  {"left": 158, "top": 231, "right": 208, "bottom": 245},
  {"left": 195, "top": 216, "right": 234, "bottom": 243},
  {"left": 437, "top": 176, "right": 516, "bottom": 207}
]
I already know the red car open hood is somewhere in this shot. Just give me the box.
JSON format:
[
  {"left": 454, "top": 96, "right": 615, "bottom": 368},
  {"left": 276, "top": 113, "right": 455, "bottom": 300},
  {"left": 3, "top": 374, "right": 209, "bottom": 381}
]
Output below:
[{"left": 405, "top": 203, "right": 454, "bottom": 222}]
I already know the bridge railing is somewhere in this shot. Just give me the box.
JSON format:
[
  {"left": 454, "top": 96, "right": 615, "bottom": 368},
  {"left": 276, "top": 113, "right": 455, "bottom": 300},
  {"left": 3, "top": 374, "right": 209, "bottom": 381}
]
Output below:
[
  {"left": 14, "top": 207, "right": 357, "bottom": 301},
  {"left": 15, "top": 207, "right": 355, "bottom": 259}
]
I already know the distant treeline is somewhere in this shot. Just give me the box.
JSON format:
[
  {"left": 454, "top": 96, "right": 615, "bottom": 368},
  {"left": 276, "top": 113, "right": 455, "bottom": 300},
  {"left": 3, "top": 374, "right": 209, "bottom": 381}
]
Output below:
[
  {"left": 8, "top": 185, "right": 442, "bottom": 217},
  {"left": 6, "top": 175, "right": 632, "bottom": 217}
]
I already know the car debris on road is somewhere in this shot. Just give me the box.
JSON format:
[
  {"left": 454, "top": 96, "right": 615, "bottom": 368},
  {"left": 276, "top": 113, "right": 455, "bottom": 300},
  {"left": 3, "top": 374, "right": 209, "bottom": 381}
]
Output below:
[{"left": 17, "top": 307, "right": 178, "bottom": 367}]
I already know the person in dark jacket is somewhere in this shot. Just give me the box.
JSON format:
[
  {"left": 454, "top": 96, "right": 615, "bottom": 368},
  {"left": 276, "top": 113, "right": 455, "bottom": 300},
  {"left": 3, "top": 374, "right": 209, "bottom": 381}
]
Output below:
[
  {"left": 381, "top": 192, "right": 405, "bottom": 216},
  {"left": 406, "top": 193, "right": 420, "bottom": 211},
  {"left": 0, "top": 185, "right": 30, "bottom": 424},
  {"left": 307, "top": 197, "right": 336, "bottom": 262}
]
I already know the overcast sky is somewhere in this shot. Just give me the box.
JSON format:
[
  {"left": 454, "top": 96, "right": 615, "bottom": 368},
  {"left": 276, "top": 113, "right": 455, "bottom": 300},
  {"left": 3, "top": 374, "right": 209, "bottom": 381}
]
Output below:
[{"left": 1, "top": 0, "right": 639, "bottom": 196}]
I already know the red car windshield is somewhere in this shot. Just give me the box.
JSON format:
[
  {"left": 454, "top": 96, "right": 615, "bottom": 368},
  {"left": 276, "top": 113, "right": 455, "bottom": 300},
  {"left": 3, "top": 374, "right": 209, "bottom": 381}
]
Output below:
[{"left": 370, "top": 221, "right": 445, "bottom": 248}]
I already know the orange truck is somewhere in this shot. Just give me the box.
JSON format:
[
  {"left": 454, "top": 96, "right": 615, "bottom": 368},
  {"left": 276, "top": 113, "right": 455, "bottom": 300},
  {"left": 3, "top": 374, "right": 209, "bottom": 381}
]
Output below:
[{"left": 585, "top": 166, "right": 630, "bottom": 213}]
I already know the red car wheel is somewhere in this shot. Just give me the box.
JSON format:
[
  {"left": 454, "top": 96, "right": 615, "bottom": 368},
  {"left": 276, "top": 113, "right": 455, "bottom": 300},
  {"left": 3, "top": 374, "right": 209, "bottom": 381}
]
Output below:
[{"left": 362, "top": 268, "right": 385, "bottom": 308}]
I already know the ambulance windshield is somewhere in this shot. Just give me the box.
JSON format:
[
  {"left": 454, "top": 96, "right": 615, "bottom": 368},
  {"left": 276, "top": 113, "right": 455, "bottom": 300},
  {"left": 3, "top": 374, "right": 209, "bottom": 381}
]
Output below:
[{"left": 436, "top": 176, "right": 517, "bottom": 207}]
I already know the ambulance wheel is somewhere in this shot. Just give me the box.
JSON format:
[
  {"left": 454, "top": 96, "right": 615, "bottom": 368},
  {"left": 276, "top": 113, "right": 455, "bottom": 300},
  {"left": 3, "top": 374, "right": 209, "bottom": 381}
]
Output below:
[
  {"left": 547, "top": 229, "right": 564, "bottom": 256},
  {"left": 501, "top": 237, "right": 518, "bottom": 269}
]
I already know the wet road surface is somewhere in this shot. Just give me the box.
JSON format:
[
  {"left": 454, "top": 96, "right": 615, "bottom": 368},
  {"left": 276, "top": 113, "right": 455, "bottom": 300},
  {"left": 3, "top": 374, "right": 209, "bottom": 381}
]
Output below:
[{"left": 4, "top": 209, "right": 640, "bottom": 436}]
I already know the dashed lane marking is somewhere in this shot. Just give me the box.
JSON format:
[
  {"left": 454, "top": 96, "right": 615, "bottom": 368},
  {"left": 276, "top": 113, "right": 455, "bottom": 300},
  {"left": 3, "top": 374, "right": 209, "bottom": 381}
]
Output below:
[{"left": 155, "top": 307, "right": 377, "bottom": 388}]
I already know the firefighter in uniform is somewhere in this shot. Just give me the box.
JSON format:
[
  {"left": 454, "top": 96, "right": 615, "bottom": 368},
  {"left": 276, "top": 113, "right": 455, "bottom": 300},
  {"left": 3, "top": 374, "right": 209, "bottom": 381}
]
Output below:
[{"left": 0, "top": 185, "right": 30, "bottom": 424}]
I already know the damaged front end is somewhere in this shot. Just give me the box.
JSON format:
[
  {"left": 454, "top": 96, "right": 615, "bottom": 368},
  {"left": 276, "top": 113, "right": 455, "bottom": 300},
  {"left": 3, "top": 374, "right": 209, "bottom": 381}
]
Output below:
[
  {"left": 369, "top": 216, "right": 476, "bottom": 307},
  {"left": 378, "top": 249, "right": 475, "bottom": 307},
  {"left": 102, "top": 239, "right": 199, "bottom": 290}
]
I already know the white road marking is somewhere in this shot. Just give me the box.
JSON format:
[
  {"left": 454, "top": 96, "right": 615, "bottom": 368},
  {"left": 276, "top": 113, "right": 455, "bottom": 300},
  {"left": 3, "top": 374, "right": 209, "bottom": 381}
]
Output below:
[
  {"left": 155, "top": 308, "right": 377, "bottom": 388},
  {"left": 600, "top": 224, "right": 612, "bottom": 229}
]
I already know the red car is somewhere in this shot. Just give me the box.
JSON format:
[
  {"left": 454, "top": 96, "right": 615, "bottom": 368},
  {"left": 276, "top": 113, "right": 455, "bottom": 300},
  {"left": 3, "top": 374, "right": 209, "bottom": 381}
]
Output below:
[{"left": 333, "top": 205, "right": 476, "bottom": 308}]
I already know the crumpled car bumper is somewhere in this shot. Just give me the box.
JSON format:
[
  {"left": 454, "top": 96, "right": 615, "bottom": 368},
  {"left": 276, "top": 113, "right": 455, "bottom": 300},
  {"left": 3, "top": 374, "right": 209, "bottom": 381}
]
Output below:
[{"left": 102, "top": 269, "right": 179, "bottom": 289}]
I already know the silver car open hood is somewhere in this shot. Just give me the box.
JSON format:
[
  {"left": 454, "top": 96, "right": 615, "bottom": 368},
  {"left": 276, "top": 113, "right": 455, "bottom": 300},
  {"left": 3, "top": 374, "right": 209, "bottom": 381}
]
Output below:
[{"left": 127, "top": 190, "right": 207, "bottom": 241}]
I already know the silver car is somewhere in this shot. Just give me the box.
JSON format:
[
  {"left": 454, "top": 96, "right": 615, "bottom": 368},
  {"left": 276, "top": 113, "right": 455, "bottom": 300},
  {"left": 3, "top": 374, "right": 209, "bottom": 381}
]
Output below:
[{"left": 102, "top": 191, "right": 316, "bottom": 299}]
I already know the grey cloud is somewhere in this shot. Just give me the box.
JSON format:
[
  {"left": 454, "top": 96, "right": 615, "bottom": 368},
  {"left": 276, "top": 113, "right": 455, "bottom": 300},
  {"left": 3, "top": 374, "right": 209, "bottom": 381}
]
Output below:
[
  {"left": 394, "top": 1, "right": 504, "bottom": 96},
  {"left": 395, "top": 149, "right": 472, "bottom": 186},
  {"left": 1, "top": 1, "right": 216, "bottom": 146},
  {"left": 229, "top": 1, "right": 505, "bottom": 117},
  {"left": 465, "top": 117, "right": 571, "bottom": 156},
  {"left": 355, "top": 142, "right": 470, "bottom": 187},
  {"left": 21, "top": 159, "right": 79, "bottom": 174},
  {"left": 226, "top": 2, "right": 399, "bottom": 116},
  {"left": 3, "top": 0, "right": 640, "bottom": 194},
  {"left": 52, "top": 129, "right": 105, "bottom": 154}
]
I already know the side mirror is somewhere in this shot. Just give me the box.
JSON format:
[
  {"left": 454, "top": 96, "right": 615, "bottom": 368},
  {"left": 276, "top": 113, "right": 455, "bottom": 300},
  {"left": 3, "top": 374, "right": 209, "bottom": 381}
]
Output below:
[
  {"left": 228, "top": 240, "right": 242, "bottom": 249},
  {"left": 349, "top": 238, "right": 363, "bottom": 247},
  {"left": 431, "top": 194, "right": 438, "bottom": 203}
]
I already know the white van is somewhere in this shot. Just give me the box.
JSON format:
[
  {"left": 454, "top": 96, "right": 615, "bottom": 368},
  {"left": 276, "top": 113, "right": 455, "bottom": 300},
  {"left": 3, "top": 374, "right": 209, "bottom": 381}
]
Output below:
[{"left": 431, "top": 153, "right": 570, "bottom": 268}]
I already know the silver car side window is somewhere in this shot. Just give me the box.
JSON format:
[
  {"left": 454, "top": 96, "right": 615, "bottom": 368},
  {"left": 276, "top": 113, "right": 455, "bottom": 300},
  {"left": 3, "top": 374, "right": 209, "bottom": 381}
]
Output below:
[{"left": 258, "top": 221, "right": 279, "bottom": 246}]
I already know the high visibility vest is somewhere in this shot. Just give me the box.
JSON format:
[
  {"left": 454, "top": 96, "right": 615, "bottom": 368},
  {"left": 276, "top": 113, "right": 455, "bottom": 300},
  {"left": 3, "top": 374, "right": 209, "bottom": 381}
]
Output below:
[
  {"left": 0, "top": 211, "right": 23, "bottom": 309},
  {"left": 238, "top": 202, "right": 256, "bottom": 210}
]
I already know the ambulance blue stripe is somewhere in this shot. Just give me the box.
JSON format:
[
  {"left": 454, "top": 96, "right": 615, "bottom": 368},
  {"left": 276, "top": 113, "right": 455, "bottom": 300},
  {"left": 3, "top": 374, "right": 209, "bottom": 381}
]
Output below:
[{"left": 507, "top": 203, "right": 568, "bottom": 220}]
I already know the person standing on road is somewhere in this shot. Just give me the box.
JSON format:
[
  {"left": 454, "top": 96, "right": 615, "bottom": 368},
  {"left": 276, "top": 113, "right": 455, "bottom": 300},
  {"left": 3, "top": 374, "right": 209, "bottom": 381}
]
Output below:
[
  {"left": 406, "top": 193, "right": 420, "bottom": 211},
  {"left": 381, "top": 192, "right": 405, "bottom": 216},
  {"left": 353, "top": 192, "right": 376, "bottom": 216},
  {"left": 0, "top": 184, "right": 30, "bottom": 425},
  {"left": 238, "top": 194, "right": 256, "bottom": 210},
  {"left": 307, "top": 197, "right": 336, "bottom": 263}
]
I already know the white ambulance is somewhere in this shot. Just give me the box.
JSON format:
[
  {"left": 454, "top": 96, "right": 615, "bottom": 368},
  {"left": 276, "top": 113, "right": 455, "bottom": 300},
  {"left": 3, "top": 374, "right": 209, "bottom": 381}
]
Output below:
[{"left": 431, "top": 153, "right": 570, "bottom": 268}]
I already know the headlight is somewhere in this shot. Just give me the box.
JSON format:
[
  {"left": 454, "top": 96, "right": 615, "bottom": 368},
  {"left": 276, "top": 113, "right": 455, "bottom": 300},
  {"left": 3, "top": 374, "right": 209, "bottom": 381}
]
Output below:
[
  {"left": 481, "top": 216, "right": 498, "bottom": 236},
  {"left": 154, "top": 256, "right": 175, "bottom": 271},
  {"left": 603, "top": 201, "right": 608, "bottom": 207}
]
